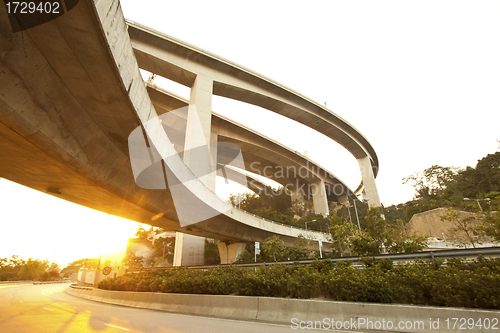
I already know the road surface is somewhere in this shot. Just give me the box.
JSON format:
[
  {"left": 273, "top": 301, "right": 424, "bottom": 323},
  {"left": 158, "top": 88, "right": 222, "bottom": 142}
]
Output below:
[{"left": 0, "top": 283, "right": 375, "bottom": 332}]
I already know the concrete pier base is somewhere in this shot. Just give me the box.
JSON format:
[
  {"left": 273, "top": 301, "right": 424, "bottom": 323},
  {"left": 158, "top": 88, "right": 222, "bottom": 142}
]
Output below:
[
  {"left": 217, "top": 242, "right": 247, "bottom": 264},
  {"left": 173, "top": 232, "right": 206, "bottom": 266}
]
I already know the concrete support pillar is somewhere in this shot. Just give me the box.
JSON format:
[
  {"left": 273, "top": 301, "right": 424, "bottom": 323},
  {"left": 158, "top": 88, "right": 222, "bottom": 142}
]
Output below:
[
  {"left": 184, "top": 74, "right": 215, "bottom": 191},
  {"left": 173, "top": 232, "right": 206, "bottom": 266},
  {"left": 311, "top": 179, "right": 329, "bottom": 216},
  {"left": 358, "top": 156, "right": 381, "bottom": 207},
  {"left": 189, "top": 74, "right": 213, "bottom": 147},
  {"left": 217, "top": 242, "right": 246, "bottom": 264}
]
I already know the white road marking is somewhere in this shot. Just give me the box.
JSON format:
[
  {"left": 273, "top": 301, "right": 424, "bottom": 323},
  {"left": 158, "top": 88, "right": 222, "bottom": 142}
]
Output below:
[
  {"left": 0, "top": 285, "right": 20, "bottom": 289},
  {"left": 105, "top": 324, "right": 129, "bottom": 330}
]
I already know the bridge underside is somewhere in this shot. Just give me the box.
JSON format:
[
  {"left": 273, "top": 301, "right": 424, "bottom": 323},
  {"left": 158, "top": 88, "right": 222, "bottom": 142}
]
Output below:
[{"left": 0, "top": 0, "right": 333, "bottom": 256}]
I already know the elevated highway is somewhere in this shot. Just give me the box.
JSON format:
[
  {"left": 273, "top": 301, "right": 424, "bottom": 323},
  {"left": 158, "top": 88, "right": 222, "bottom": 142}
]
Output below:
[
  {"left": 147, "top": 84, "right": 358, "bottom": 205},
  {"left": 128, "top": 20, "right": 381, "bottom": 207},
  {"left": 0, "top": 0, "right": 380, "bottom": 263}
]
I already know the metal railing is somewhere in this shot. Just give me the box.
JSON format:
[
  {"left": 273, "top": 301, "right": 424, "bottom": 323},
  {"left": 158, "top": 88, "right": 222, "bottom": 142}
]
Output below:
[
  {"left": 133, "top": 246, "right": 500, "bottom": 271},
  {"left": 224, "top": 193, "right": 331, "bottom": 241}
]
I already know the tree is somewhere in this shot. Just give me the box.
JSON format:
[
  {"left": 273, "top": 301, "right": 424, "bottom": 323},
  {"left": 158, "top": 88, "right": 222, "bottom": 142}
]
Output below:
[
  {"left": 262, "top": 235, "right": 285, "bottom": 261},
  {"left": 403, "top": 165, "right": 460, "bottom": 214},
  {"left": 204, "top": 239, "right": 220, "bottom": 265},
  {"left": 152, "top": 236, "right": 175, "bottom": 265},
  {"left": 282, "top": 246, "right": 309, "bottom": 260},
  {"left": 400, "top": 149, "right": 500, "bottom": 220},
  {"left": 403, "top": 165, "right": 460, "bottom": 199},
  {"left": 288, "top": 234, "right": 309, "bottom": 260},
  {"left": 122, "top": 253, "right": 145, "bottom": 269},
  {"left": 365, "top": 207, "right": 386, "bottom": 243},
  {"left": 440, "top": 208, "right": 482, "bottom": 248},
  {"left": 351, "top": 230, "right": 380, "bottom": 256},
  {"left": 481, "top": 212, "right": 500, "bottom": 242},
  {"left": 17, "top": 258, "right": 49, "bottom": 280},
  {"left": 47, "top": 262, "right": 61, "bottom": 280},
  {"left": 479, "top": 195, "right": 500, "bottom": 242},
  {"left": 0, "top": 255, "right": 25, "bottom": 281},
  {"left": 135, "top": 225, "right": 153, "bottom": 241},
  {"left": 385, "top": 220, "right": 427, "bottom": 253},
  {"left": 61, "top": 258, "right": 99, "bottom": 277},
  {"left": 235, "top": 249, "right": 255, "bottom": 263},
  {"left": 298, "top": 214, "right": 330, "bottom": 232},
  {"left": 474, "top": 152, "right": 500, "bottom": 196},
  {"left": 334, "top": 200, "right": 369, "bottom": 228},
  {"left": 294, "top": 234, "right": 309, "bottom": 252},
  {"left": 382, "top": 203, "right": 407, "bottom": 223},
  {"left": 228, "top": 187, "right": 296, "bottom": 226},
  {"left": 329, "top": 212, "right": 352, "bottom": 257},
  {"left": 126, "top": 227, "right": 180, "bottom": 268},
  {"left": 350, "top": 207, "right": 427, "bottom": 255}
]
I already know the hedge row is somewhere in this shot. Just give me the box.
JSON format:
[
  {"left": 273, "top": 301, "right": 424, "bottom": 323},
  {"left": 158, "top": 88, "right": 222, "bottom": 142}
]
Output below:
[{"left": 98, "top": 256, "right": 500, "bottom": 309}]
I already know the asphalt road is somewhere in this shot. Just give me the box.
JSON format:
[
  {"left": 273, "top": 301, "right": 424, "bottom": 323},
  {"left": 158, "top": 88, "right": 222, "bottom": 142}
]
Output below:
[{"left": 0, "top": 283, "right": 374, "bottom": 332}]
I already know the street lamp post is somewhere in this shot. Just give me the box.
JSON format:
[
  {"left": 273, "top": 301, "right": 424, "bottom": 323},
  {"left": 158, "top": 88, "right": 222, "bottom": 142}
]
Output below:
[
  {"left": 463, "top": 198, "right": 491, "bottom": 212},
  {"left": 346, "top": 200, "right": 355, "bottom": 233},
  {"left": 305, "top": 219, "right": 326, "bottom": 259},
  {"left": 305, "top": 219, "right": 316, "bottom": 231},
  {"left": 352, "top": 199, "right": 361, "bottom": 230}
]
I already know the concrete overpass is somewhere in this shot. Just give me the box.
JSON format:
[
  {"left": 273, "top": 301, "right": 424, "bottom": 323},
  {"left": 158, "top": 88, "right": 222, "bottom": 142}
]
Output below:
[
  {"left": 128, "top": 20, "right": 381, "bottom": 207},
  {"left": 0, "top": 0, "right": 380, "bottom": 264},
  {"left": 147, "top": 84, "right": 358, "bottom": 210}
]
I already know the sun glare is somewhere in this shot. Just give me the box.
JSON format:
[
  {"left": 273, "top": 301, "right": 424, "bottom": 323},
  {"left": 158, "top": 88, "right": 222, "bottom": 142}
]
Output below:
[{"left": 0, "top": 179, "right": 143, "bottom": 267}]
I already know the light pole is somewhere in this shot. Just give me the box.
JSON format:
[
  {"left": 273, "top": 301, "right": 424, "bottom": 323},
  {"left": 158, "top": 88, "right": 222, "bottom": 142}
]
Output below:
[
  {"left": 352, "top": 198, "right": 361, "bottom": 230},
  {"left": 345, "top": 199, "right": 355, "bottom": 233},
  {"left": 463, "top": 198, "right": 491, "bottom": 212},
  {"left": 305, "top": 219, "right": 316, "bottom": 231}
]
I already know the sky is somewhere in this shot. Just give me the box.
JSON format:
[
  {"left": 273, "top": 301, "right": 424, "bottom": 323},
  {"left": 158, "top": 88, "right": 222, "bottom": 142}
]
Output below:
[
  {"left": 1, "top": 0, "right": 499, "bottom": 266},
  {"left": 120, "top": 0, "right": 500, "bottom": 203}
]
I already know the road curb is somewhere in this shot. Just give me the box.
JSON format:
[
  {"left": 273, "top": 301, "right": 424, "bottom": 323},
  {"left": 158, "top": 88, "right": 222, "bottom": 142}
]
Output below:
[{"left": 66, "top": 285, "right": 500, "bottom": 332}]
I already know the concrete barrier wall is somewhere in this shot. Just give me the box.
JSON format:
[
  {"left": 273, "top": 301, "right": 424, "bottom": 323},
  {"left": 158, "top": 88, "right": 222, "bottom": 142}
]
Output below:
[
  {"left": 67, "top": 286, "right": 499, "bottom": 333},
  {"left": 0, "top": 281, "right": 33, "bottom": 285}
]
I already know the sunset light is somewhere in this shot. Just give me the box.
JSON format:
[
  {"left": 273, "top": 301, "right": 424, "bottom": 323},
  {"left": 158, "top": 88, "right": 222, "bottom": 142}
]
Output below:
[{"left": 0, "top": 179, "right": 142, "bottom": 267}]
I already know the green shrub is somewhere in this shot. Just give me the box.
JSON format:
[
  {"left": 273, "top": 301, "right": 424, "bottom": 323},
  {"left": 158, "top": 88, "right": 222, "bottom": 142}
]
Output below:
[{"left": 97, "top": 258, "right": 500, "bottom": 309}]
